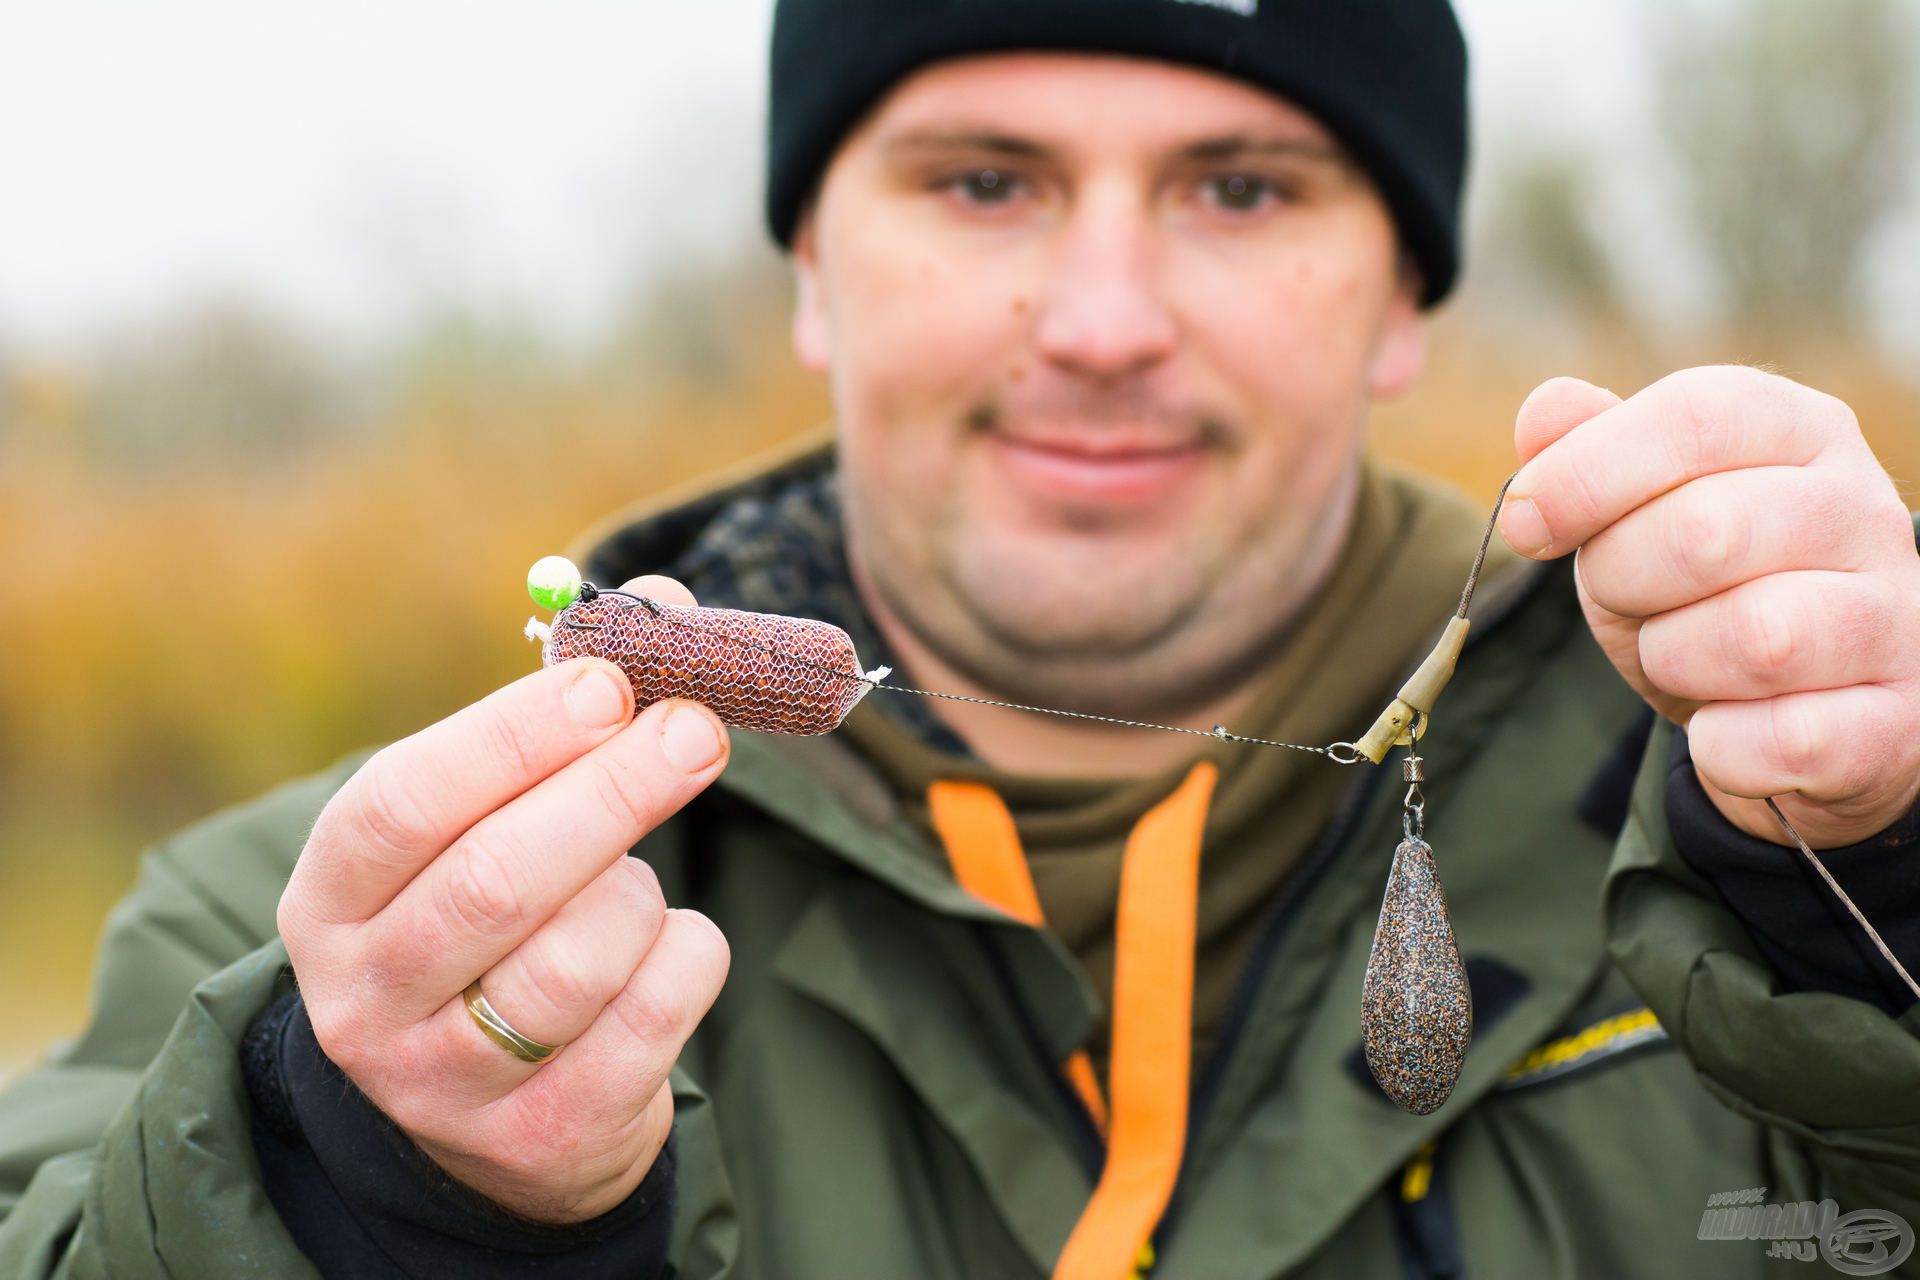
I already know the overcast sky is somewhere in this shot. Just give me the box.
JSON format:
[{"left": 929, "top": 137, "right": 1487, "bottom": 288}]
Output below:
[{"left": 3, "top": 1, "right": 1902, "bottom": 358}]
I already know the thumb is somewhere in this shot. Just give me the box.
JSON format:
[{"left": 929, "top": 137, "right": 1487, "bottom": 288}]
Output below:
[
  {"left": 619, "top": 574, "right": 698, "bottom": 609},
  {"left": 1513, "top": 376, "right": 1623, "bottom": 465}
]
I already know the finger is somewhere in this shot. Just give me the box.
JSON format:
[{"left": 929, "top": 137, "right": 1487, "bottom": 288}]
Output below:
[
  {"left": 1637, "top": 570, "right": 1911, "bottom": 704},
  {"left": 289, "top": 657, "right": 637, "bottom": 928},
  {"left": 507, "top": 908, "right": 730, "bottom": 1132},
  {"left": 1513, "top": 376, "right": 1622, "bottom": 465},
  {"left": 1500, "top": 378, "right": 1622, "bottom": 559},
  {"left": 619, "top": 574, "right": 696, "bottom": 608},
  {"left": 365, "top": 696, "right": 729, "bottom": 1022},
  {"left": 1685, "top": 682, "right": 1914, "bottom": 807},
  {"left": 1570, "top": 559, "right": 1703, "bottom": 727},
  {"left": 1500, "top": 366, "right": 1839, "bottom": 560},
  {"left": 433, "top": 855, "right": 670, "bottom": 1102},
  {"left": 1574, "top": 464, "right": 1876, "bottom": 619}
]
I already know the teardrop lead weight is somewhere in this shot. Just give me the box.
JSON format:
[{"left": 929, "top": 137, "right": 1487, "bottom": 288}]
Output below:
[{"left": 1361, "top": 836, "right": 1473, "bottom": 1115}]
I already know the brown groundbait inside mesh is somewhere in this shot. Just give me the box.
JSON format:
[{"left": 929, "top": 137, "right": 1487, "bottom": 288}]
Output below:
[{"left": 542, "top": 595, "right": 869, "bottom": 735}]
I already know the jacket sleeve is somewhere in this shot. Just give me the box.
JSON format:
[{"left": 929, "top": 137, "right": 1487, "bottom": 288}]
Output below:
[
  {"left": 0, "top": 755, "right": 360, "bottom": 1280},
  {"left": 243, "top": 988, "right": 678, "bottom": 1279},
  {"left": 1605, "top": 711, "right": 1920, "bottom": 1223},
  {"left": 0, "top": 750, "right": 739, "bottom": 1278},
  {"left": 1664, "top": 724, "right": 1920, "bottom": 1014}
]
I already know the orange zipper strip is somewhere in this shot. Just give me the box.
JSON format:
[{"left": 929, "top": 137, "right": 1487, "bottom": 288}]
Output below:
[
  {"left": 928, "top": 779, "right": 1110, "bottom": 1135},
  {"left": 928, "top": 761, "right": 1217, "bottom": 1278}
]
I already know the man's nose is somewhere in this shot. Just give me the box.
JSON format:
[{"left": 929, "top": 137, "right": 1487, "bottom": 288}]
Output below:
[{"left": 1032, "top": 190, "right": 1177, "bottom": 380}]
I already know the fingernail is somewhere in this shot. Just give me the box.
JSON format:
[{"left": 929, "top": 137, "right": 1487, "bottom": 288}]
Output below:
[
  {"left": 662, "top": 703, "right": 725, "bottom": 773},
  {"left": 566, "top": 664, "right": 631, "bottom": 728},
  {"left": 1500, "top": 497, "right": 1552, "bottom": 556}
]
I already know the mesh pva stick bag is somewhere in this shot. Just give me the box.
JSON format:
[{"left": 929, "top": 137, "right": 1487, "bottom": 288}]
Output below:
[{"left": 539, "top": 592, "right": 881, "bottom": 736}]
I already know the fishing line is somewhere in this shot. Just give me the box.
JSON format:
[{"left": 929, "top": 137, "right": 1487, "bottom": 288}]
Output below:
[
  {"left": 530, "top": 465, "right": 1920, "bottom": 1101},
  {"left": 571, "top": 584, "right": 1361, "bottom": 762}
]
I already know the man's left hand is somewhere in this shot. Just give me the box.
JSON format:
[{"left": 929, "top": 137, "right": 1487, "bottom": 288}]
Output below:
[{"left": 1497, "top": 367, "right": 1920, "bottom": 850}]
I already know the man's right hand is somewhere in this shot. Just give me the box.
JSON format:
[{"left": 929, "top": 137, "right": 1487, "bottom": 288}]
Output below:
[{"left": 278, "top": 575, "right": 731, "bottom": 1226}]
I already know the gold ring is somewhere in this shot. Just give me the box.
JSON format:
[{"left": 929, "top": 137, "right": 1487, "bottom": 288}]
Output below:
[{"left": 463, "top": 981, "right": 562, "bottom": 1065}]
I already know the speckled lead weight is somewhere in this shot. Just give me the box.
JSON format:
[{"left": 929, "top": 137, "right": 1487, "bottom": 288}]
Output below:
[
  {"left": 1361, "top": 836, "right": 1474, "bottom": 1115},
  {"left": 541, "top": 593, "right": 877, "bottom": 736}
]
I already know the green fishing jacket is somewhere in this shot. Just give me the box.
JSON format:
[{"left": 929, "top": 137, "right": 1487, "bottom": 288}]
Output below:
[{"left": 2, "top": 454, "right": 1917, "bottom": 1279}]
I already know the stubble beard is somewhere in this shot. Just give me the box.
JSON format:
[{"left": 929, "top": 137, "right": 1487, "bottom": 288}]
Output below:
[{"left": 842, "top": 466, "right": 1339, "bottom": 723}]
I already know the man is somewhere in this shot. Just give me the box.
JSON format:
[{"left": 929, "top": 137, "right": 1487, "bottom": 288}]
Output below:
[{"left": 4, "top": 2, "right": 1919, "bottom": 1276}]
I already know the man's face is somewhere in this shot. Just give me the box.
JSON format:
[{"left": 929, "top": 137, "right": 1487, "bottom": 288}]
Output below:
[{"left": 792, "top": 53, "right": 1426, "bottom": 717}]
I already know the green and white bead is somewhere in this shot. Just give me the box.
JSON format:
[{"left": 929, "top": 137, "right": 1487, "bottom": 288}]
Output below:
[{"left": 527, "top": 555, "right": 583, "bottom": 612}]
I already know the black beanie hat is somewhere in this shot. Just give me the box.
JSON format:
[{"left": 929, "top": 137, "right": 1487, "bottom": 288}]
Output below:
[{"left": 765, "top": 0, "right": 1470, "bottom": 307}]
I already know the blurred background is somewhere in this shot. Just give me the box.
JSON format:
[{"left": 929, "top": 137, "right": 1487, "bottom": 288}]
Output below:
[{"left": 3, "top": 0, "right": 1918, "bottom": 1075}]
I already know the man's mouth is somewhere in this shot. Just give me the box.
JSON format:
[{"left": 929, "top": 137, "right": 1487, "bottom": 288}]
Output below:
[{"left": 984, "top": 427, "right": 1210, "bottom": 505}]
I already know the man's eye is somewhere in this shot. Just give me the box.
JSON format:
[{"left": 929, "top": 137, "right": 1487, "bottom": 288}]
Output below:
[
  {"left": 945, "top": 169, "right": 1022, "bottom": 205},
  {"left": 1203, "top": 173, "right": 1283, "bottom": 212}
]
